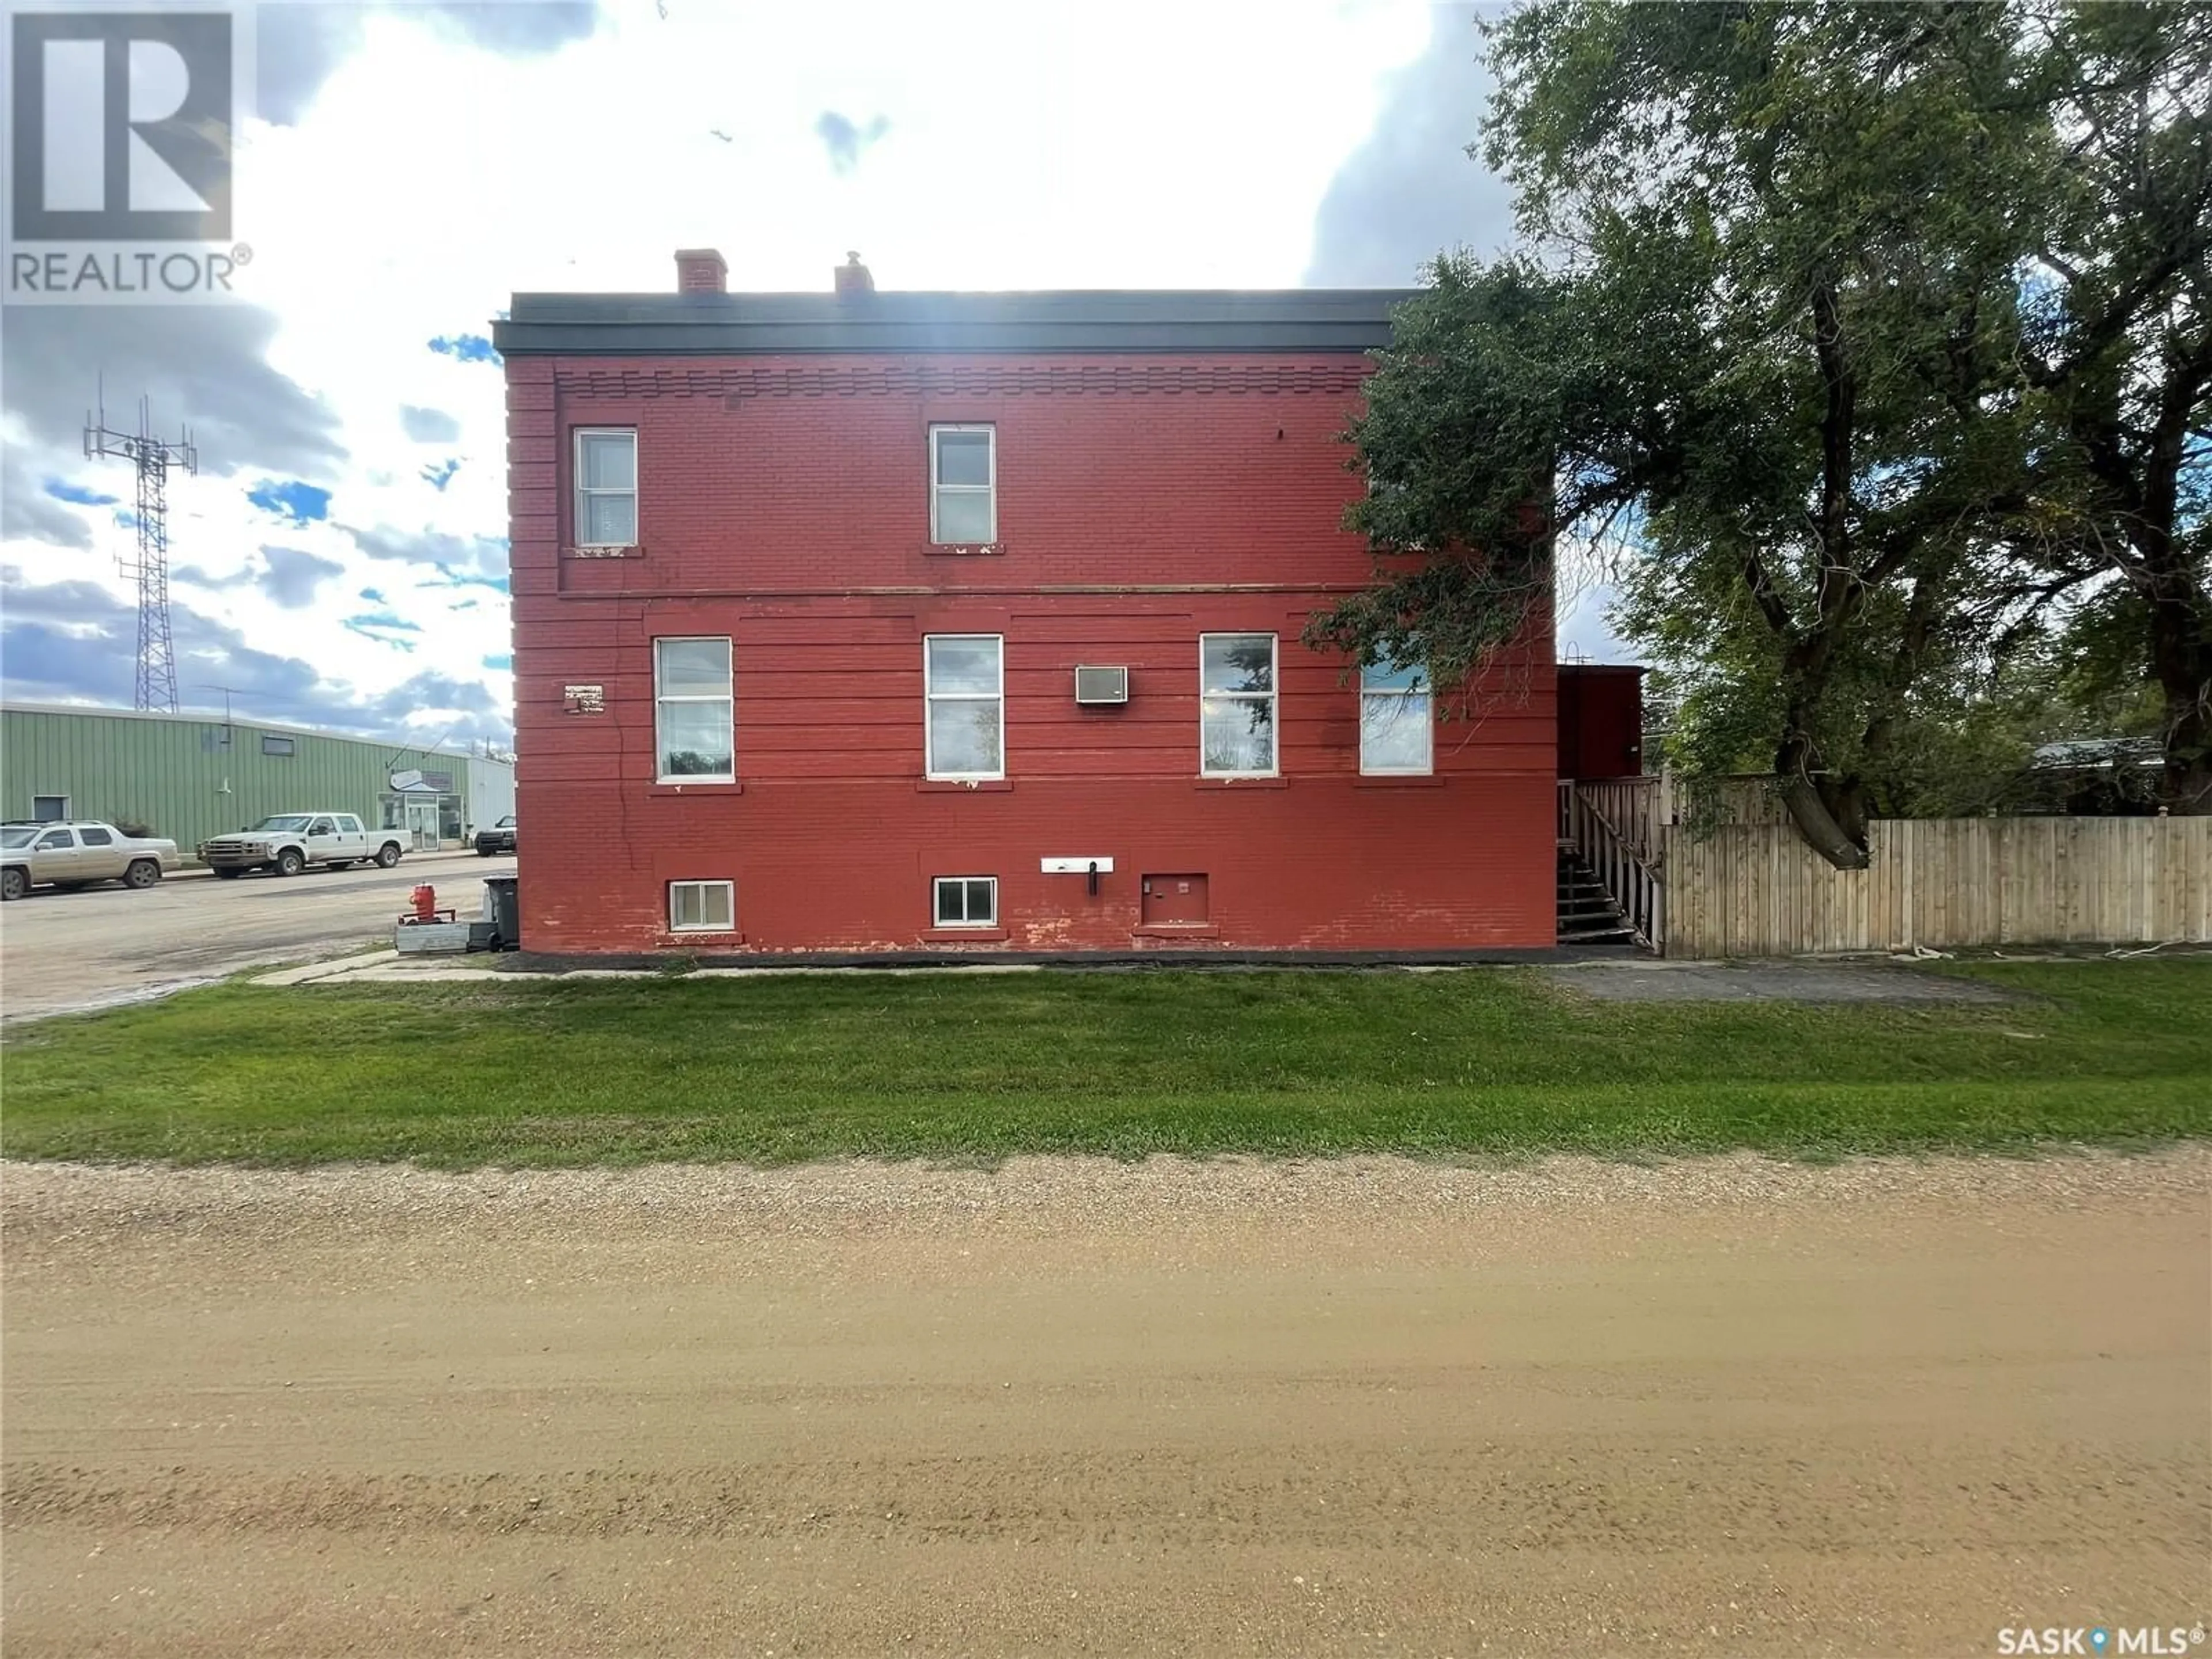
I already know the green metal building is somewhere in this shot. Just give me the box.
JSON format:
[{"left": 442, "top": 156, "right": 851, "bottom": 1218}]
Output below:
[{"left": 1, "top": 703, "right": 515, "bottom": 862}]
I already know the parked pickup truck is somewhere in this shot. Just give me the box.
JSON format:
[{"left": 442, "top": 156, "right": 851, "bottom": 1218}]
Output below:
[
  {"left": 198, "top": 813, "right": 405, "bottom": 878},
  {"left": 1, "top": 820, "right": 180, "bottom": 900},
  {"left": 474, "top": 815, "right": 516, "bottom": 857}
]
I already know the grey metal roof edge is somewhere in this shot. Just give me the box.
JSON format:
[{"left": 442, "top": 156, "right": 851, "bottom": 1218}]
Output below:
[
  {"left": 492, "top": 289, "right": 1416, "bottom": 357},
  {"left": 1, "top": 699, "right": 513, "bottom": 763}
]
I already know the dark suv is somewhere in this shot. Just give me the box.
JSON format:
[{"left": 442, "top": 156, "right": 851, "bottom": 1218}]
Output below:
[{"left": 474, "top": 815, "right": 517, "bottom": 857}]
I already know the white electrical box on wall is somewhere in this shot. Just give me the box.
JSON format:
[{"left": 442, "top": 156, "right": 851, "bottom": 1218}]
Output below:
[{"left": 1040, "top": 857, "right": 1114, "bottom": 874}]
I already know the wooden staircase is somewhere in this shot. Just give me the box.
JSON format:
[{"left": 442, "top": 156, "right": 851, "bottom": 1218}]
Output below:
[{"left": 1556, "top": 846, "right": 1638, "bottom": 946}]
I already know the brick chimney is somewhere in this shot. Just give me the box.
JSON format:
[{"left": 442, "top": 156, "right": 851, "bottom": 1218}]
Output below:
[
  {"left": 834, "top": 251, "right": 874, "bottom": 296},
  {"left": 675, "top": 248, "right": 727, "bottom": 294}
]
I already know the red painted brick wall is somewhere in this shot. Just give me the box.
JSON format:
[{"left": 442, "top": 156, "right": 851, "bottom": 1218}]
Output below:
[{"left": 507, "top": 352, "right": 1559, "bottom": 954}]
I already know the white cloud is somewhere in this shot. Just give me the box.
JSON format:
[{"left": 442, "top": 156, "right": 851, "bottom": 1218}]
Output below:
[{"left": 7, "top": 0, "right": 1485, "bottom": 737}]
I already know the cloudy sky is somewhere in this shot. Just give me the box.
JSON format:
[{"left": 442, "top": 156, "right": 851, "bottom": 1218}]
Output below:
[{"left": 2, "top": 0, "right": 1620, "bottom": 745}]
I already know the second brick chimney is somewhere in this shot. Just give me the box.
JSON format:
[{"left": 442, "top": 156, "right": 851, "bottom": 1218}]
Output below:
[
  {"left": 675, "top": 248, "right": 728, "bottom": 294},
  {"left": 834, "top": 251, "right": 874, "bottom": 296}
]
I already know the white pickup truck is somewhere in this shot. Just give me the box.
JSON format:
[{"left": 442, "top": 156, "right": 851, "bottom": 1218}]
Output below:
[{"left": 198, "top": 813, "right": 406, "bottom": 878}]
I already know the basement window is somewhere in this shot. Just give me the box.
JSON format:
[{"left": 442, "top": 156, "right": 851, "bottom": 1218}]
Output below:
[
  {"left": 929, "top": 425, "right": 995, "bottom": 543},
  {"left": 668, "top": 879, "right": 735, "bottom": 933},
  {"left": 932, "top": 875, "right": 998, "bottom": 928},
  {"left": 575, "top": 427, "right": 638, "bottom": 547}
]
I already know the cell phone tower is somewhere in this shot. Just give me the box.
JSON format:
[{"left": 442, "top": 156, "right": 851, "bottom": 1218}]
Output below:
[{"left": 85, "top": 388, "right": 196, "bottom": 714}]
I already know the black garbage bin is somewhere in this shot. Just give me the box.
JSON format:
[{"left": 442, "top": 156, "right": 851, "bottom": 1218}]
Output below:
[{"left": 483, "top": 876, "right": 521, "bottom": 952}]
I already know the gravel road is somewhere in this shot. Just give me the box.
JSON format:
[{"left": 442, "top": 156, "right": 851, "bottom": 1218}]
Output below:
[
  {"left": 4, "top": 1150, "right": 2206, "bottom": 1657},
  {"left": 0, "top": 851, "right": 512, "bottom": 1022}
]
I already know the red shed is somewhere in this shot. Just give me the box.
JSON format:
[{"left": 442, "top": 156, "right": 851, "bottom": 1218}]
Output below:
[
  {"left": 495, "top": 254, "right": 1565, "bottom": 959},
  {"left": 1556, "top": 665, "right": 1646, "bottom": 782}
]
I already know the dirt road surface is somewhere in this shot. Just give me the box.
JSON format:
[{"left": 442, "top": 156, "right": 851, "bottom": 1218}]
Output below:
[
  {"left": 0, "top": 851, "right": 513, "bottom": 1022},
  {"left": 4, "top": 1152, "right": 2206, "bottom": 1658}
]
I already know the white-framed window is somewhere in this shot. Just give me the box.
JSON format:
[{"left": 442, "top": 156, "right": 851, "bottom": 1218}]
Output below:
[
  {"left": 923, "top": 634, "right": 1005, "bottom": 779},
  {"left": 654, "top": 637, "right": 734, "bottom": 782},
  {"left": 933, "top": 875, "right": 998, "bottom": 928},
  {"left": 31, "top": 794, "right": 67, "bottom": 822},
  {"left": 668, "top": 879, "right": 735, "bottom": 933},
  {"left": 1199, "top": 632, "right": 1278, "bottom": 777},
  {"left": 574, "top": 427, "right": 638, "bottom": 547},
  {"left": 1359, "top": 657, "right": 1433, "bottom": 774},
  {"left": 929, "top": 425, "right": 996, "bottom": 544}
]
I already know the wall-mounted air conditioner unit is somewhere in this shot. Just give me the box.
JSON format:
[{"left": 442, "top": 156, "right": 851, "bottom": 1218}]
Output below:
[{"left": 1074, "top": 665, "right": 1129, "bottom": 705}]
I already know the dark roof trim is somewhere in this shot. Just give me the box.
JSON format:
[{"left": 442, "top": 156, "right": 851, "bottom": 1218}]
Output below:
[{"left": 493, "top": 289, "right": 1414, "bottom": 357}]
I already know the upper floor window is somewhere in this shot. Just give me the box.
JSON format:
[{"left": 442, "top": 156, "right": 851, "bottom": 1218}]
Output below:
[
  {"left": 654, "top": 637, "right": 734, "bottom": 782},
  {"left": 575, "top": 428, "right": 638, "bottom": 547},
  {"left": 924, "top": 634, "right": 1004, "bottom": 779},
  {"left": 1199, "top": 633, "right": 1277, "bottom": 777},
  {"left": 929, "top": 425, "right": 995, "bottom": 544},
  {"left": 1359, "top": 657, "right": 1433, "bottom": 775}
]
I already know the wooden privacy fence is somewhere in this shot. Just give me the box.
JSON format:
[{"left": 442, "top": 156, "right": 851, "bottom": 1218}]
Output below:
[{"left": 1661, "top": 815, "right": 2212, "bottom": 958}]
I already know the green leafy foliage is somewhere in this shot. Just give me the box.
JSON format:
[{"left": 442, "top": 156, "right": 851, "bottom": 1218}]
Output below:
[{"left": 1314, "top": 2, "right": 2209, "bottom": 855}]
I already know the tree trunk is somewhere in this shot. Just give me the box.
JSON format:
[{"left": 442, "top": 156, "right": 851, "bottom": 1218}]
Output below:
[
  {"left": 1775, "top": 733, "right": 1870, "bottom": 870},
  {"left": 2144, "top": 558, "right": 2212, "bottom": 816}
]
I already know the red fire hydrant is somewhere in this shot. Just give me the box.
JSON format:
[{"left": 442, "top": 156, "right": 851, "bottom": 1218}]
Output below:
[{"left": 410, "top": 884, "right": 438, "bottom": 922}]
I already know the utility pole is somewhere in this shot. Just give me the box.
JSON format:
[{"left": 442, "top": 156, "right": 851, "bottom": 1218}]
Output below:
[{"left": 85, "top": 388, "right": 196, "bottom": 714}]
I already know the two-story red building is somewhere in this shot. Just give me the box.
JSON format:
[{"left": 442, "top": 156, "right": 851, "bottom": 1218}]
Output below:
[{"left": 495, "top": 251, "right": 1563, "bottom": 959}]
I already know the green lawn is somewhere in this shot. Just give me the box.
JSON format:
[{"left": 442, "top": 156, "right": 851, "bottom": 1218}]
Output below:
[{"left": 2, "top": 960, "right": 2207, "bottom": 1168}]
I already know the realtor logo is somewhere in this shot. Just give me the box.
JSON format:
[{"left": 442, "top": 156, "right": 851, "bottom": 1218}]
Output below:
[{"left": 9, "top": 9, "right": 232, "bottom": 241}]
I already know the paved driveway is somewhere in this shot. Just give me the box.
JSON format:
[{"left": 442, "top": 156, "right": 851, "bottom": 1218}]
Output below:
[{"left": 0, "top": 853, "right": 514, "bottom": 1023}]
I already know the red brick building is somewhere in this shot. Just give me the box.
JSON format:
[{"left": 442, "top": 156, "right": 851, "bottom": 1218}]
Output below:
[{"left": 495, "top": 252, "right": 1561, "bottom": 960}]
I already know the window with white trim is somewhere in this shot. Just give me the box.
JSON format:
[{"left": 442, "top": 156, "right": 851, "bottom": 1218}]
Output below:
[
  {"left": 574, "top": 428, "right": 638, "bottom": 547},
  {"left": 1359, "top": 657, "right": 1433, "bottom": 774},
  {"left": 933, "top": 876, "right": 998, "bottom": 928},
  {"left": 1199, "top": 633, "right": 1278, "bottom": 777},
  {"left": 654, "top": 637, "right": 734, "bottom": 782},
  {"left": 923, "top": 634, "right": 1004, "bottom": 779},
  {"left": 668, "top": 879, "right": 735, "bottom": 933},
  {"left": 929, "top": 425, "right": 996, "bottom": 544}
]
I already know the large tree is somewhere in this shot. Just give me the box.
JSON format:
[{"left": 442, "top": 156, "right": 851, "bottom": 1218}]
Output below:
[
  {"left": 2010, "top": 2, "right": 2212, "bottom": 812},
  {"left": 1310, "top": 1, "right": 2210, "bottom": 862}
]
